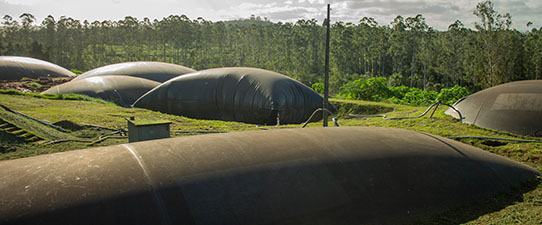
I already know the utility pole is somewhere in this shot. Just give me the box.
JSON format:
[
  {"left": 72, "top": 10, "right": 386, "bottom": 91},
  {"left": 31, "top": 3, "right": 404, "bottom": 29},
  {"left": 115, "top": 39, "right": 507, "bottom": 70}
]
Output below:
[{"left": 323, "top": 3, "right": 330, "bottom": 127}]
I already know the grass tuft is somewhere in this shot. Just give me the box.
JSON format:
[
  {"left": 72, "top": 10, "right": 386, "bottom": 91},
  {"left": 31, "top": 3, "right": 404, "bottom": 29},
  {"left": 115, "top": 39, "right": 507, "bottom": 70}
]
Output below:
[{"left": 0, "top": 89, "right": 112, "bottom": 104}]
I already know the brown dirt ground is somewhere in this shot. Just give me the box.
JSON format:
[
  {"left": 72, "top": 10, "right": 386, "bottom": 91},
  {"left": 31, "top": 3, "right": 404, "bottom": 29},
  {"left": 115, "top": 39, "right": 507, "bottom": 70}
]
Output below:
[{"left": 0, "top": 77, "right": 73, "bottom": 93}]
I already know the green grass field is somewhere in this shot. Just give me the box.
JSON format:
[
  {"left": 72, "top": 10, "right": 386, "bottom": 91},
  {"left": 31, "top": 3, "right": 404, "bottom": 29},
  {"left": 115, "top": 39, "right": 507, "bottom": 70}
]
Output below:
[{"left": 0, "top": 93, "right": 540, "bottom": 224}]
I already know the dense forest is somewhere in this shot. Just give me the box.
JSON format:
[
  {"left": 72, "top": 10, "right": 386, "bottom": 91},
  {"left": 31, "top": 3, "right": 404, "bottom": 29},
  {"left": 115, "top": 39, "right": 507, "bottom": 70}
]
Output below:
[{"left": 0, "top": 0, "right": 541, "bottom": 93}]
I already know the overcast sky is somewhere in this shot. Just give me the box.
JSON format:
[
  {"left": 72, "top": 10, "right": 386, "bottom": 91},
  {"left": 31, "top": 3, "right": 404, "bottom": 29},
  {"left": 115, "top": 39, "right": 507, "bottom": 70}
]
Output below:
[{"left": 1, "top": 0, "right": 541, "bottom": 31}]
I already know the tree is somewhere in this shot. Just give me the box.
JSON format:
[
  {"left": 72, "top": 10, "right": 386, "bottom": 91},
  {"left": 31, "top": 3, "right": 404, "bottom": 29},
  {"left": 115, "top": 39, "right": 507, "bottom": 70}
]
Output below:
[
  {"left": 473, "top": 0, "right": 513, "bottom": 88},
  {"left": 389, "top": 16, "right": 410, "bottom": 82},
  {"left": 524, "top": 27, "right": 542, "bottom": 80},
  {"left": 405, "top": 14, "right": 429, "bottom": 89}
]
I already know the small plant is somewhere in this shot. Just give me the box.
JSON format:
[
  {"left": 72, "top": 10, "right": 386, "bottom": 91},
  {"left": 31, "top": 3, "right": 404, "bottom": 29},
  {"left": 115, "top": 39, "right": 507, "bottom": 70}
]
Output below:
[
  {"left": 70, "top": 69, "right": 83, "bottom": 74},
  {"left": 26, "top": 82, "right": 42, "bottom": 89},
  {"left": 311, "top": 82, "right": 324, "bottom": 94}
]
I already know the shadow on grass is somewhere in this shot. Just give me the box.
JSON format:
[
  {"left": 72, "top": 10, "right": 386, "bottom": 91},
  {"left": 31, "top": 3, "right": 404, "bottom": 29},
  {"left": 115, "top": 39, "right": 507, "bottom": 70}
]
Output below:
[
  {"left": 409, "top": 177, "right": 541, "bottom": 225},
  {"left": 331, "top": 101, "right": 394, "bottom": 119}
]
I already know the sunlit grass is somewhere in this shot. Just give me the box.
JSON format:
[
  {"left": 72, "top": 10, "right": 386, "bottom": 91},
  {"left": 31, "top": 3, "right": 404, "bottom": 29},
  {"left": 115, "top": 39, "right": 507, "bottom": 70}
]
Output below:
[{"left": 0, "top": 93, "right": 540, "bottom": 224}]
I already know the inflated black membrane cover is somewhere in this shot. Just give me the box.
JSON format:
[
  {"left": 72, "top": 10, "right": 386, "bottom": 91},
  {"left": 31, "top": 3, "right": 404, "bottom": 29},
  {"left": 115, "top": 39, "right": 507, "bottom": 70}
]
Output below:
[
  {"left": 133, "top": 67, "right": 336, "bottom": 124},
  {"left": 42, "top": 75, "right": 160, "bottom": 106},
  {"left": 446, "top": 80, "right": 542, "bottom": 137},
  {"left": 0, "top": 127, "right": 539, "bottom": 225},
  {"left": 74, "top": 61, "right": 195, "bottom": 82},
  {"left": 0, "top": 56, "right": 75, "bottom": 80}
]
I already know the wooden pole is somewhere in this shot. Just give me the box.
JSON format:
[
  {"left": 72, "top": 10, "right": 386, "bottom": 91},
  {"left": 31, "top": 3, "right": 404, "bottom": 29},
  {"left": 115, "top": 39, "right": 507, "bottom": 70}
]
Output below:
[{"left": 323, "top": 4, "right": 330, "bottom": 127}]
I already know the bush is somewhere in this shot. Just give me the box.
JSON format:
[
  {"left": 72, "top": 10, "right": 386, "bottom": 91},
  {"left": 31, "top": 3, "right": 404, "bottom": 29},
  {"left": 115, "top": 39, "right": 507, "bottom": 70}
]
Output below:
[
  {"left": 27, "top": 82, "right": 42, "bottom": 89},
  {"left": 389, "top": 85, "right": 412, "bottom": 100},
  {"left": 70, "top": 69, "right": 83, "bottom": 74},
  {"left": 339, "top": 77, "right": 391, "bottom": 101},
  {"left": 437, "top": 85, "right": 471, "bottom": 105},
  {"left": 311, "top": 82, "right": 324, "bottom": 94},
  {"left": 402, "top": 88, "right": 438, "bottom": 106},
  {"left": 339, "top": 77, "right": 470, "bottom": 107}
]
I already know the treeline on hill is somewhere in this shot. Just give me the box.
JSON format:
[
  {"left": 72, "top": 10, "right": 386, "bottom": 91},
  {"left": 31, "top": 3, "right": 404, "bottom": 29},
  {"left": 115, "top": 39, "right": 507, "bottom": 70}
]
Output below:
[{"left": 0, "top": 0, "right": 541, "bottom": 95}]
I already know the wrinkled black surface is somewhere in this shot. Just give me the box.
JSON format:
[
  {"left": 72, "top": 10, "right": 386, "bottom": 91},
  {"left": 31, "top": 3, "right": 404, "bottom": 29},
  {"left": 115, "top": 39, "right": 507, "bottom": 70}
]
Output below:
[
  {"left": 133, "top": 67, "right": 336, "bottom": 124},
  {"left": 0, "top": 127, "right": 539, "bottom": 225},
  {"left": 75, "top": 61, "right": 195, "bottom": 82},
  {"left": 42, "top": 75, "right": 160, "bottom": 106},
  {"left": 0, "top": 56, "right": 75, "bottom": 80},
  {"left": 446, "top": 80, "right": 542, "bottom": 137}
]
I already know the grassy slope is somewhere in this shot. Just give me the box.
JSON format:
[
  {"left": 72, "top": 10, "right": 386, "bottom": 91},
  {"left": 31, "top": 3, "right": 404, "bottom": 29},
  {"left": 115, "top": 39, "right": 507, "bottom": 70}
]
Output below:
[
  {"left": 0, "top": 94, "right": 541, "bottom": 224},
  {"left": 0, "top": 106, "right": 74, "bottom": 140},
  {"left": 0, "top": 93, "right": 259, "bottom": 159}
]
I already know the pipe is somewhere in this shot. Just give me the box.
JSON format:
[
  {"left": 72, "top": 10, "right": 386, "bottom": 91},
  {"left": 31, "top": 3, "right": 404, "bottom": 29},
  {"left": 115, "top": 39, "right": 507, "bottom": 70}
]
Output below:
[
  {"left": 446, "top": 136, "right": 542, "bottom": 143},
  {"left": 301, "top": 108, "right": 339, "bottom": 128},
  {"left": 349, "top": 101, "right": 463, "bottom": 122},
  {"left": 0, "top": 104, "right": 69, "bottom": 133},
  {"left": 0, "top": 127, "right": 539, "bottom": 225}
]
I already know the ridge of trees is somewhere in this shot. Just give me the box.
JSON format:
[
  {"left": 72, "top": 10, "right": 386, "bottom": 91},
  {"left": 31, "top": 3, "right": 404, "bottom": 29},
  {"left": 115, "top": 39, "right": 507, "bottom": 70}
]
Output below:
[{"left": 0, "top": 0, "right": 541, "bottom": 93}]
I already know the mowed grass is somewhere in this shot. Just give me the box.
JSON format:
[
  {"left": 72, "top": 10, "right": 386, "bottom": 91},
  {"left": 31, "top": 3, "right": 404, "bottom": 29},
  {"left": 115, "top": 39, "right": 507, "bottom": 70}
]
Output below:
[
  {"left": 0, "top": 93, "right": 260, "bottom": 159},
  {"left": 0, "top": 93, "right": 541, "bottom": 224}
]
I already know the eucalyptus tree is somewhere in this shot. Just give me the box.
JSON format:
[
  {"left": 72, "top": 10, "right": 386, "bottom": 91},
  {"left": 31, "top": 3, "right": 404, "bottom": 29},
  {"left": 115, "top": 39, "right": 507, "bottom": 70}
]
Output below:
[
  {"left": 357, "top": 17, "right": 380, "bottom": 76},
  {"left": 405, "top": 14, "right": 429, "bottom": 89},
  {"left": 473, "top": 0, "right": 513, "bottom": 88},
  {"left": 117, "top": 16, "right": 141, "bottom": 61},
  {"left": 388, "top": 15, "right": 410, "bottom": 83},
  {"left": 436, "top": 20, "right": 467, "bottom": 87},
  {"left": 19, "top": 13, "right": 36, "bottom": 54},
  {"left": 524, "top": 27, "right": 542, "bottom": 80},
  {"left": 2, "top": 15, "right": 19, "bottom": 50}
]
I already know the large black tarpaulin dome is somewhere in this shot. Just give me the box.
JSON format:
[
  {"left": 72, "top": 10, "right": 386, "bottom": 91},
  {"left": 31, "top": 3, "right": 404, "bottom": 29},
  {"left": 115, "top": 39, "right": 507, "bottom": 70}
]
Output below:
[
  {"left": 74, "top": 61, "right": 195, "bottom": 83},
  {"left": 133, "top": 67, "right": 336, "bottom": 124},
  {"left": 42, "top": 75, "right": 160, "bottom": 106},
  {"left": 446, "top": 80, "right": 542, "bottom": 137},
  {"left": 0, "top": 56, "right": 76, "bottom": 80},
  {"left": 0, "top": 127, "right": 539, "bottom": 224}
]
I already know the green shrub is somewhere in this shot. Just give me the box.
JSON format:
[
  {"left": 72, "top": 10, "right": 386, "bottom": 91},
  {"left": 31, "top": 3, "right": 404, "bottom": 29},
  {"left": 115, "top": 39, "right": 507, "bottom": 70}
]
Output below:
[
  {"left": 27, "top": 82, "right": 42, "bottom": 89},
  {"left": 311, "top": 82, "right": 324, "bottom": 94},
  {"left": 402, "top": 88, "right": 438, "bottom": 106},
  {"left": 70, "top": 69, "right": 83, "bottom": 74},
  {"left": 339, "top": 77, "right": 392, "bottom": 101},
  {"left": 336, "top": 79, "right": 472, "bottom": 107},
  {"left": 437, "top": 85, "right": 471, "bottom": 105},
  {"left": 389, "top": 85, "right": 412, "bottom": 99}
]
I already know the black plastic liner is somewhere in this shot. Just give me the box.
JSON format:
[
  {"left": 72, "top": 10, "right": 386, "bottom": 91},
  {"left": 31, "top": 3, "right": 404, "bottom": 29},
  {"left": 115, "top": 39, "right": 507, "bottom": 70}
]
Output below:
[
  {"left": 43, "top": 75, "right": 160, "bottom": 106},
  {"left": 75, "top": 61, "right": 195, "bottom": 83},
  {"left": 134, "top": 67, "right": 336, "bottom": 124},
  {"left": 446, "top": 80, "right": 542, "bottom": 137},
  {"left": 0, "top": 56, "right": 75, "bottom": 80}
]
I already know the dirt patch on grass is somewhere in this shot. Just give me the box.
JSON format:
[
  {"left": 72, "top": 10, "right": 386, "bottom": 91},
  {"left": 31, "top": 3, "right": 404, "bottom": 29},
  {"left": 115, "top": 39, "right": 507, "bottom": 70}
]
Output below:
[{"left": 0, "top": 77, "right": 73, "bottom": 93}]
